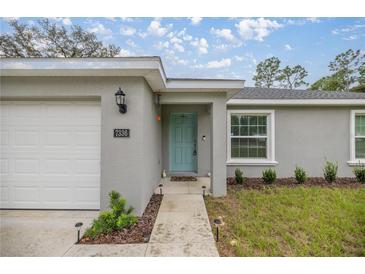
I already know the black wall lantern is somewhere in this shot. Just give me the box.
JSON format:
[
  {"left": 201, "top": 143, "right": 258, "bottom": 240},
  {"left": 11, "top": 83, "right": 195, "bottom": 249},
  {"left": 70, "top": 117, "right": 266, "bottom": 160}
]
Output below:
[{"left": 115, "top": 87, "right": 127, "bottom": 114}]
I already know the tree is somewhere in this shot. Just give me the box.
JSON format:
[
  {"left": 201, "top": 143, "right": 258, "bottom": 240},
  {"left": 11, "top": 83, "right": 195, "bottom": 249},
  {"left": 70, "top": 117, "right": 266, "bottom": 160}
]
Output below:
[
  {"left": 252, "top": 57, "right": 281, "bottom": 88},
  {"left": 277, "top": 65, "right": 308, "bottom": 90},
  {"left": 0, "top": 19, "right": 120, "bottom": 58},
  {"left": 310, "top": 74, "right": 345, "bottom": 91},
  {"left": 328, "top": 49, "right": 363, "bottom": 92}
]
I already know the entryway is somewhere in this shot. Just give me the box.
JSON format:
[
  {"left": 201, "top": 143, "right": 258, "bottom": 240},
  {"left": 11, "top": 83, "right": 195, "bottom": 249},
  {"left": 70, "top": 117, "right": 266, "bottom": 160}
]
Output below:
[{"left": 169, "top": 112, "right": 197, "bottom": 173}]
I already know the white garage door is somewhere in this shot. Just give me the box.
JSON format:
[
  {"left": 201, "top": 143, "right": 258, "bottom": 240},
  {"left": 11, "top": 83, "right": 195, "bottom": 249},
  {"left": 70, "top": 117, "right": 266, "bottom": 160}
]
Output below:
[{"left": 0, "top": 101, "right": 101, "bottom": 209}]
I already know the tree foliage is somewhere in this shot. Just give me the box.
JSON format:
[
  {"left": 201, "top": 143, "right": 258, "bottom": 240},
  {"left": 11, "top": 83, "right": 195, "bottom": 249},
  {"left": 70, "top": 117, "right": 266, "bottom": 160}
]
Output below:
[
  {"left": 328, "top": 49, "right": 363, "bottom": 92},
  {"left": 277, "top": 65, "right": 308, "bottom": 89},
  {"left": 311, "top": 49, "right": 364, "bottom": 92},
  {"left": 0, "top": 19, "right": 120, "bottom": 58},
  {"left": 310, "top": 74, "right": 345, "bottom": 91},
  {"left": 252, "top": 57, "right": 281, "bottom": 88},
  {"left": 253, "top": 57, "right": 308, "bottom": 90}
]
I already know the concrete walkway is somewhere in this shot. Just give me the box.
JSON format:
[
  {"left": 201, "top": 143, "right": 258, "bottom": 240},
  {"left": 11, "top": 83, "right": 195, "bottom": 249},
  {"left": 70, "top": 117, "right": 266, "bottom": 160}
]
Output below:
[
  {"left": 66, "top": 177, "right": 218, "bottom": 257},
  {"left": 146, "top": 193, "right": 218, "bottom": 256}
]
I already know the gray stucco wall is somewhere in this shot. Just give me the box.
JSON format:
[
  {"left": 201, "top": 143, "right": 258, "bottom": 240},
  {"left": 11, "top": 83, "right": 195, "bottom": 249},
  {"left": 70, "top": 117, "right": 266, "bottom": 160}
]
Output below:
[
  {"left": 1, "top": 76, "right": 160, "bottom": 215},
  {"left": 140, "top": 80, "right": 162, "bottom": 212},
  {"left": 227, "top": 106, "right": 364, "bottom": 178},
  {"left": 161, "top": 104, "right": 211, "bottom": 176}
]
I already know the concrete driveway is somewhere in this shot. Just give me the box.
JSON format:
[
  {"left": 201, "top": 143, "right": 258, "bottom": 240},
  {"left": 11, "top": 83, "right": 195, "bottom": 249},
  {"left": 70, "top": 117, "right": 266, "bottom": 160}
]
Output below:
[{"left": 0, "top": 210, "right": 98, "bottom": 257}]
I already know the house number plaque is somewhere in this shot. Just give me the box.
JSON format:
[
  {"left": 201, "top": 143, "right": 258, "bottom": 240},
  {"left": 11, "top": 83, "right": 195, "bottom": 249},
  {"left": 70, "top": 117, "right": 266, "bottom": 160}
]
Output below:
[{"left": 114, "top": 129, "right": 130, "bottom": 138}]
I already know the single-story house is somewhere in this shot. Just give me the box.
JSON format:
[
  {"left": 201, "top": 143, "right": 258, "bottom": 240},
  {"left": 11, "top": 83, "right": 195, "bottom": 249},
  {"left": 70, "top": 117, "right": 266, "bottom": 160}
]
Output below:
[{"left": 1, "top": 57, "right": 365, "bottom": 215}]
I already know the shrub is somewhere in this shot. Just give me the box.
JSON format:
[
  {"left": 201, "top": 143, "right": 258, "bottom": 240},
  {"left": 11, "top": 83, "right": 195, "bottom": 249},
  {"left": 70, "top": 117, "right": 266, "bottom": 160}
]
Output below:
[
  {"left": 235, "top": 168, "right": 244, "bottom": 184},
  {"left": 262, "top": 168, "right": 276, "bottom": 184},
  {"left": 294, "top": 166, "right": 307, "bottom": 184},
  {"left": 84, "top": 191, "right": 137, "bottom": 239},
  {"left": 323, "top": 161, "right": 338, "bottom": 183},
  {"left": 353, "top": 167, "right": 365, "bottom": 183}
]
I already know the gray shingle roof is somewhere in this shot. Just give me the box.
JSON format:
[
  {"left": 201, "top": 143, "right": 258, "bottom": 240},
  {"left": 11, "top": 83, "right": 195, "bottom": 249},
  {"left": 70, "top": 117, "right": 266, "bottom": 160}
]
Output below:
[{"left": 233, "top": 87, "right": 365, "bottom": 100}]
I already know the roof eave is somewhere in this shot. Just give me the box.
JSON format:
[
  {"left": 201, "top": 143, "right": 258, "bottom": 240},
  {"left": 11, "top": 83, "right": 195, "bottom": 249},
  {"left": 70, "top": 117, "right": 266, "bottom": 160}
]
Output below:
[
  {"left": 227, "top": 99, "right": 365, "bottom": 106},
  {"left": 0, "top": 58, "right": 245, "bottom": 92}
]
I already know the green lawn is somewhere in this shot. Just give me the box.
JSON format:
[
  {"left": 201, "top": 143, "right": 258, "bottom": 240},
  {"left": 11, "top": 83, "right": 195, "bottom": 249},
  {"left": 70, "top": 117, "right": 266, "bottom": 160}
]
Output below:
[{"left": 205, "top": 186, "right": 365, "bottom": 256}]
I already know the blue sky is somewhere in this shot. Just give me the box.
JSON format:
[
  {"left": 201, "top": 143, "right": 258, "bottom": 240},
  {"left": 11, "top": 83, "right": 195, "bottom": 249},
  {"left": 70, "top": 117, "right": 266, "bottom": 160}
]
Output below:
[{"left": 1, "top": 17, "right": 364, "bottom": 86}]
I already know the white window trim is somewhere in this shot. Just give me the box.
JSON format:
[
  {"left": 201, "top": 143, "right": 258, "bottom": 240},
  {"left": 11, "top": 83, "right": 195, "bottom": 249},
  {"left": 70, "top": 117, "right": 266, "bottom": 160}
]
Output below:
[
  {"left": 348, "top": 110, "right": 365, "bottom": 166},
  {"left": 227, "top": 109, "right": 277, "bottom": 166}
]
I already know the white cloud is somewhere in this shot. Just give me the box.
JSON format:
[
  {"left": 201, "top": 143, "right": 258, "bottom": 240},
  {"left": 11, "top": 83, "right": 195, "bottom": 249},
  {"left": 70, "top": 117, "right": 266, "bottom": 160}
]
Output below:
[
  {"left": 120, "top": 25, "right": 136, "bottom": 36},
  {"left": 117, "top": 49, "right": 133, "bottom": 57},
  {"left": 49, "top": 17, "right": 72, "bottom": 26},
  {"left": 105, "top": 17, "right": 116, "bottom": 21},
  {"left": 235, "top": 18, "right": 282, "bottom": 41},
  {"left": 173, "top": 43, "right": 185, "bottom": 52},
  {"left": 62, "top": 18, "right": 72, "bottom": 25},
  {"left": 210, "top": 27, "right": 236, "bottom": 42},
  {"left": 190, "top": 38, "right": 209, "bottom": 54},
  {"left": 190, "top": 17, "right": 203, "bottom": 25},
  {"left": 234, "top": 55, "right": 244, "bottom": 62},
  {"left": 88, "top": 23, "right": 112, "bottom": 36},
  {"left": 3, "top": 17, "right": 19, "bottom": 22},
  {"left": 154, "top": 41, "right": 170, "bottom": 50},
  {"left": 331, "top": 24, "right": 365, "bottom": 41},
  {"left": 138, "top": 32, "right": 148, "bottom": 38},
  {"left": 206, "top": 58, "right": 231, "bottom": 69},
  {"left": 121, "top": 17, "right": 134, "bottom": 22},
  {"left": 147, "top": 19, "right": 172, "bottom": 37},
  {"left": 126, "top": 39, "right": 138, "bottom": 48},
  {"left": 307, "top": 17, "right": 320, "bottom": 23},
  {"left": 284, "top": 44, "right": 293, "bottom": 51}
]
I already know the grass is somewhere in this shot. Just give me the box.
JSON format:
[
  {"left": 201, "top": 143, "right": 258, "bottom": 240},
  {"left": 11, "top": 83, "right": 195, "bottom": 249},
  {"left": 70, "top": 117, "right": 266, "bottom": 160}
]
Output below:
[{"left": 205, "top": 186, "right": 365, "bottom": 256}]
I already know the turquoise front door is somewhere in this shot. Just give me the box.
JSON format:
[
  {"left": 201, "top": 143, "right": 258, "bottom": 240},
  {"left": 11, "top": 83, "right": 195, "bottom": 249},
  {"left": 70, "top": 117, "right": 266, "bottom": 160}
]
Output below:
[{"left": 170, "top": 112, "right": 197, "bottom": 172}]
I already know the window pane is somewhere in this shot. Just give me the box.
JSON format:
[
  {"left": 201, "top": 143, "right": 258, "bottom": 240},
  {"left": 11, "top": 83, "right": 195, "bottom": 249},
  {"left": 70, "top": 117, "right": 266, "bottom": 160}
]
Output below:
[
  {"left": 240, "top": 115, "right": 249, "bottom": 126},
  {"left": 231, "top": 115, "right": 239, "bottom": 126},
  {"left": 231, "top": 126, "right": 239, "bottom": 136},
  {"left": 258, "top": 126, "right": 267, "bottom": 136},
  {"left": 231, "top": 138, "right": 240, "bottom": 157},
  {"left": 355, "top": 115, "right": 365, "bottom": 136},
  {"left": 239, "top": 139, "right": 249, "bottom": 157},
  {"left": 355, "top": 137, "right": 365, "bottom": 158},
  {"left": 248, "top": 138, "right": 258, "bottom": 157},
  {"left": 240, "top": 126, "right": 249, "bottom": 136},
  {"left": 249, "top": 116, "right": 257, "bottom": 125},
  {"left": 249, "top": 125, "right": 257, "bottom": 136},
  {"left": 257, "top": 138, "right": 267, "bottom": 158},
  {"left": 258, "top": 116, "right": 267, "bottom": 126}
]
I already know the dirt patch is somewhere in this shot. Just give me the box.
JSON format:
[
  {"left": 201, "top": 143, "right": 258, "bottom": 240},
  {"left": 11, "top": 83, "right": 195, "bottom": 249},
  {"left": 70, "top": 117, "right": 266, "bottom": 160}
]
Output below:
[
  {"left": 227, "top": 177, "right": 364, "bottom": 189},
  {"left": 80, "top": 194, "right": 163, "bottom": 244},
  {"left": 170, "top": 176, "right": 197, "bottom": 181}
]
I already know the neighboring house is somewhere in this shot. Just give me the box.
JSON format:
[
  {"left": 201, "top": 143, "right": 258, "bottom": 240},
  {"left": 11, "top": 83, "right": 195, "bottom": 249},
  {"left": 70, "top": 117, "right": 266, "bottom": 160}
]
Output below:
[{"left": 1, "top": 57, "right": 365, "bottom": 215}]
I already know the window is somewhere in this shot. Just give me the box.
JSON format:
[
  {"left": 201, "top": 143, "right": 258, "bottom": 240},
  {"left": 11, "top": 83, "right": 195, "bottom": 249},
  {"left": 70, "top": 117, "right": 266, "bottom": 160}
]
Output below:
[
  {"left": 227, "top": 110, "right": 276, "bottom": 165},
  {"left": 355, "top": 114, "right": 365, "bottom": 158},
  {"left": 349, "top": 110, "right": 365, "bottom": 165}
]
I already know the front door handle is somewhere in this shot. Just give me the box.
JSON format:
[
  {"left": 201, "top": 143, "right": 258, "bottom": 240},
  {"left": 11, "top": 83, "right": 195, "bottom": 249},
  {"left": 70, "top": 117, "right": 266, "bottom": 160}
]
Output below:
[{"left": 193, "top": 142, "right": 197, "bottom": 156}]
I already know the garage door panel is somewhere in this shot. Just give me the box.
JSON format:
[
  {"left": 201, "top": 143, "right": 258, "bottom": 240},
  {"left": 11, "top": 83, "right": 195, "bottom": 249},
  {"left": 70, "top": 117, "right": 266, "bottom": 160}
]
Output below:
[
  {"left": 14, "top": 159, "right": 39, "bottom": 174},
  {"left": 0, "top": 101, "right": 101, "bottom": 209}
]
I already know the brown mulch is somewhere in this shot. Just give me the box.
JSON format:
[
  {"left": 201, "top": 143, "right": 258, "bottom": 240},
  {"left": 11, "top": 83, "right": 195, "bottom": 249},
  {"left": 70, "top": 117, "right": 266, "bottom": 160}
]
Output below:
[
  {"left": 227, "top": 177, "right": 365, "bottom": 190},
  {"left": 80, "top": 194, "right": 163, "bottom": 244},
  {"left": 170, "top": 176, "right": 197, "bottom": 181}
]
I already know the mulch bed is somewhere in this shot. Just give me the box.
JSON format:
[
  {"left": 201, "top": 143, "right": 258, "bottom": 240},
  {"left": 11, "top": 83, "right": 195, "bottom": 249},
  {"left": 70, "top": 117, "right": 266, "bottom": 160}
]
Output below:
[
  {"left": 80, "top": 194, "right": 163, "bottom": 244},
  {"left": 227, "top": 177, "right": 365, "bottom": 190},
  {"left": 170, "top": 176, "right": 197, "bottom": 181}
]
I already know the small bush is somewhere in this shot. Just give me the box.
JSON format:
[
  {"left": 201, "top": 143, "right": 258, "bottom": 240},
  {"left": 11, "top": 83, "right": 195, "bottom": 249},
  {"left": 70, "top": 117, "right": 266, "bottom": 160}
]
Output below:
[
  {"left": 353, "top": 167, "right": 365, "bottom": 183},
  {"left": 235, "top": 168, "right": 244, "bottom": 184},
  {"left": 294, "top": 166, "right": 307, "bottom": 184},
  {"left": 323, "top": 161, "right": 338, "bottom": 183},
  {"left": 262, "top": 168, "right": 276, "bottom": 184},
  {"left": 84, "top": 191, "right": 137, "bottom": 239}
]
